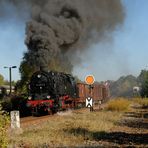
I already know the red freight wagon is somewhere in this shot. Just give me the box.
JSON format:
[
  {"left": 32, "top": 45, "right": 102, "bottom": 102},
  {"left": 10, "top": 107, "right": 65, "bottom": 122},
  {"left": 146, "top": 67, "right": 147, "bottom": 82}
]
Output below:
[{"left": 76, "top": 82, "right": 109, "bottom": 104}]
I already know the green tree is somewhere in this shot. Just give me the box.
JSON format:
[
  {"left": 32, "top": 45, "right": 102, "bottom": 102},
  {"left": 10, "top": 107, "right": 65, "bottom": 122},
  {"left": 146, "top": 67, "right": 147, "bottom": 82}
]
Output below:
[
  {"left": 4, "top": 80, "right": 16, "bottom": 86},
  {"left": 0, "top": 74, "right": 4, "bottom": 86},
  {"left": 16, "top": 52, "right": 36, "bottom": 94},
  {"left": 110, "top": 75, "right": 138, "bottom": 97},
  {"left": 138, "top": 70, "right": 148, "bottom": 97}
]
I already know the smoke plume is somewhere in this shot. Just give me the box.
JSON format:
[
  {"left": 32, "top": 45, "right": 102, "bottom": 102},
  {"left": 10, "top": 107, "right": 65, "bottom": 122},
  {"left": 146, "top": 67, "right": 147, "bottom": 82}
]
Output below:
[{"left": 0, "top": 0, "right": 124, "bottom": 73}]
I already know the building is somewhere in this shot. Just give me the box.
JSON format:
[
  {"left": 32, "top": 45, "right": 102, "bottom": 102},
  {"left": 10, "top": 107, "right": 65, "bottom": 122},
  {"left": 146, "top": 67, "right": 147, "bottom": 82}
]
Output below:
[{"left": 0, "top": 85, "right": 15, "bottom": 95}]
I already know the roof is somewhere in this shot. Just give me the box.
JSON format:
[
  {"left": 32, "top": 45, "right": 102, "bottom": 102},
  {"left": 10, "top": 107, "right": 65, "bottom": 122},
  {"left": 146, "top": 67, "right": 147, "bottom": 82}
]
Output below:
[{"left": 0, "top": 85, "right": 15, "bottom": 89}]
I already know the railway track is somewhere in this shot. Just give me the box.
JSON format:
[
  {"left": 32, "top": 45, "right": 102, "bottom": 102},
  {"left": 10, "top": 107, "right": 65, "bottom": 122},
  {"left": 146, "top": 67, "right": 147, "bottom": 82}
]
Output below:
[
  {"left": 20, "top": 105, "right": 104, "bottom": 128},
  {"left": 20, "top": 114, "right": 57, "bottom": 128},
  {"left": 20, "top": 109, "right": 78, "bottom": 127}
]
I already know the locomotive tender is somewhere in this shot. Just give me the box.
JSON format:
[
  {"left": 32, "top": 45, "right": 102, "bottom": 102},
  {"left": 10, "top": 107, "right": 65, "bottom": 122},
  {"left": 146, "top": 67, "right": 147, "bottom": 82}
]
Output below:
[{"left": 27, "top": 70, "right": 109, "bottom": 115}]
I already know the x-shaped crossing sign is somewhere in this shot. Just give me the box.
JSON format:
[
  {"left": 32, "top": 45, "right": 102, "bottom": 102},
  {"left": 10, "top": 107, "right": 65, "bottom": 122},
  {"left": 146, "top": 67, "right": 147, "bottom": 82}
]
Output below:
[{"left": 86, "top": 97, "right": 93, "bottom": 107}]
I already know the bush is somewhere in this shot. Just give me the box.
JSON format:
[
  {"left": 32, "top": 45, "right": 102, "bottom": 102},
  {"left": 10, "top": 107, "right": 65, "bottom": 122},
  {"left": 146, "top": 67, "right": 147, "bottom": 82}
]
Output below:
[
  {"left": 1, "top": 97, "right": 12, "bottom": 112},
  {"left": 1, "top": 96, "right": 31, "bottom": 117},
  {"left": 0, "top": 104, "right": 10, "bottom": 148},
  {"left": 106, "top": 98, "right": 131, "bottom": 111}
]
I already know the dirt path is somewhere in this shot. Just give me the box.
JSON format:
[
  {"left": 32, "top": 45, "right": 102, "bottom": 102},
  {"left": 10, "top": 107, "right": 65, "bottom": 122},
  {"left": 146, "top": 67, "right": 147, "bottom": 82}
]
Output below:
[{"left": 96, "top": 106, "right": 148, "bottom": 147}]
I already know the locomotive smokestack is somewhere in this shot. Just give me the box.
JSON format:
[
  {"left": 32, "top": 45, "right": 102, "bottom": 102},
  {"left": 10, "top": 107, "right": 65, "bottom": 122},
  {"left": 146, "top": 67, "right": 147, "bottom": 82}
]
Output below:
[{"left": 40, "top": 66, "right": 48, "bottom": 72}]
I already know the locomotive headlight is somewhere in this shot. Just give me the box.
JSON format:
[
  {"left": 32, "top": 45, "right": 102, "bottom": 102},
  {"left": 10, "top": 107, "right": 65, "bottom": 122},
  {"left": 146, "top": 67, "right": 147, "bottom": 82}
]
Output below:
[
  {"left": 37, "top": 74, "right": 41, "bottom": 78},
  {"left": 47, "top": 96, "right": 51, "bottom": 99},
  {"left": 28, "top": 96, "right": 32, "bottom": 100}
]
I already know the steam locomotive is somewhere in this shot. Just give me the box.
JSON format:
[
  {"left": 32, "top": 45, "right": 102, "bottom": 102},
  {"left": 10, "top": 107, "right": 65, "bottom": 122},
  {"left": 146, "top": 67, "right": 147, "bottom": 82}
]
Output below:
[
  {"left": 27, "top": 70, "right": 109, "bottom": 116},
  {"left": 27, "top": 70, "right": 77, "bottom": 115}
]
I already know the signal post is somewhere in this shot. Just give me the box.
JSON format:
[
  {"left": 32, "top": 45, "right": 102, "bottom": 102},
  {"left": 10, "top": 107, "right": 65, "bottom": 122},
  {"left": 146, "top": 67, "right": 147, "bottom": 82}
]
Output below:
[{"left": 85, "top": 75, "right": 95, "bottom": 112}]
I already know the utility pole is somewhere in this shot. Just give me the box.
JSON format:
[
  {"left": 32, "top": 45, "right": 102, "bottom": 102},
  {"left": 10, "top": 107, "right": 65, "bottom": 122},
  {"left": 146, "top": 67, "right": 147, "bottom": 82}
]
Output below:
[
  {"left": 4, "top": 66, "right": 17, "bottom": 95},
  {"left": 9, "top": 67, "right": 12, "bottom": 95}
]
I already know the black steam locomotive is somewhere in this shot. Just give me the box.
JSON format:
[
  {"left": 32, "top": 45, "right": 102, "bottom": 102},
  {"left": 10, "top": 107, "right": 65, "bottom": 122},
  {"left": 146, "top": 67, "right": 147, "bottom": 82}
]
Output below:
[
  {"left": 27, "top": 70, "right": 77, "bottom": 115},
  {"left": 29, "top": 71, "right": 77, "bottom": 99}
]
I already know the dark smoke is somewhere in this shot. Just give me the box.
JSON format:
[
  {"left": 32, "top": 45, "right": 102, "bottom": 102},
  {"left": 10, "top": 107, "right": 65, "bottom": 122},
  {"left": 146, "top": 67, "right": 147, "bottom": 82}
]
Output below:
[{"left": 0, "top": 0, "right": 124, "bottom": 73}]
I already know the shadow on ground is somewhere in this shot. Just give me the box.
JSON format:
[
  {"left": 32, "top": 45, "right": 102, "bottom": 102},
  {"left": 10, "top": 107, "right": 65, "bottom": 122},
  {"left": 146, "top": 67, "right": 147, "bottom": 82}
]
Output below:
[
  {"left": 64, "top": 127, "right": 148, "bottom": 145},
  {"left": 118, "top": 118, "right": 148, "bottom": 130},
  {"left": 124, "top": 110, "right": 148, "bottom": 119},
  {"left": 120, "top": 109, "right": 148, "bottom": 130},
  {"left": 64, "top": 107, "right": 148, "bottom": 146},
  {"left": 65, "top": 128, "right": 148, "bottom": 145}
]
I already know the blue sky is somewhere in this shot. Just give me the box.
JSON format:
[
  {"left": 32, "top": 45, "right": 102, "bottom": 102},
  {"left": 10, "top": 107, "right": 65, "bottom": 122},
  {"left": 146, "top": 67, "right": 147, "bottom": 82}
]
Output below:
[
  {"left": 73, "top": 0, "right": 148, "bottom": 81},
  {"left": 0, "top": 0, "right": 148, "bottom": 81}
]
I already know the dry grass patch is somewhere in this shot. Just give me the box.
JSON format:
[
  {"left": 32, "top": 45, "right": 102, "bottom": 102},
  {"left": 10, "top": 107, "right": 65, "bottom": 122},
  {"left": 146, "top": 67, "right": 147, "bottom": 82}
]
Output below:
[
  {"left": 8, "top": 110, "right": 121, "bottom": 147},
  {"left": 133, "top": 98, "right": 148, "bottom": 108},
  {"left": 106, "top": 98, "right": 131, "bottom": 112}
]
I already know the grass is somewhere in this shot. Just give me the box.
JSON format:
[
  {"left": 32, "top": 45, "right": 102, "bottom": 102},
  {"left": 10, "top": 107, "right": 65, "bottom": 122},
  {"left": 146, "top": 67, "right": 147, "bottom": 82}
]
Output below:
[
  {"left": 5, "top": 97, "right": 148, "bottom": 147},
  {"left": 8, "top": 109, "right": 121, "bottom": 147},
  {"left": 133, "top": 98, "right": 148, "bottom": 108},
  {"left": 0, "top": 104, "right": 10, "bottom": 148},
  {"left": 105, "top": 98, "right": 131, "bottom": 112}
]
